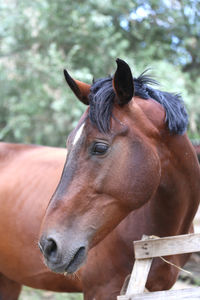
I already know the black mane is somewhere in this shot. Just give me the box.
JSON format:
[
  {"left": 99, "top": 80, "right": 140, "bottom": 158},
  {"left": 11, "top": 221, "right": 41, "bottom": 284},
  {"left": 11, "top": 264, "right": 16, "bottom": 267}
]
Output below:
[{"left": 89, "top": 71, "right": 188, "bottom": 135}]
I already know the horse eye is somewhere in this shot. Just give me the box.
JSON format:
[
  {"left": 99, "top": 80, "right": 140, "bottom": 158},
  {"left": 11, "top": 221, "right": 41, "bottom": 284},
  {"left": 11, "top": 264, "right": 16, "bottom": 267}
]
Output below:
[{"left": 92, "top": 143, "right": 109, "bottom": 155}]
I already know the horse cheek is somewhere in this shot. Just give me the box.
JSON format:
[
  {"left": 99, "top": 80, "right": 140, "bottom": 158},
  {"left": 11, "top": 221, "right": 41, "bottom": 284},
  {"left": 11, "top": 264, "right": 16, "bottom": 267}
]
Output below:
[{"left": 121, "top": 143, "right": 161, "bottom": 210}]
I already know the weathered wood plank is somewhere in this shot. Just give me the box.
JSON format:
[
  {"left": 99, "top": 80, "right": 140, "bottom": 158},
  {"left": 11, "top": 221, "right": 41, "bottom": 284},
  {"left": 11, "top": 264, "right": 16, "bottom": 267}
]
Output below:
[
  {"left": 125, "top": 235, "right": 152, "bottom": 295},
  {"left": 125, "top": 258, "right": 152, "bottom": 295},
  {"left": 134, "top": 233, "right": 200, "bottom": 259},
  {"left": 117, "top": 287, "right": 200, "bottom": 300}
]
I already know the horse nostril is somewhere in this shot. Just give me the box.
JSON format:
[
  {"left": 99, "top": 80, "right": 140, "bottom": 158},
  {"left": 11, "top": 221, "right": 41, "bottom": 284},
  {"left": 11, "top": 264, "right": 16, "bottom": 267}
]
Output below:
[
  {"left": 44, "top": 238, "right": 57, "bottom": 258},
  {"left": 39, "top": 237, "right": 59, "bottom": 262}
]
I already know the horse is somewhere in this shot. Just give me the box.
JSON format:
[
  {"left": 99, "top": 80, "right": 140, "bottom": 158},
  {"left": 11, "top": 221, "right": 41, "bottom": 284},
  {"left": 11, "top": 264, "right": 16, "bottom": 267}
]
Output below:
[
  {"left": 0, "top": 142, "right": 167, "bottom": 300},
  {"left": 0, "top": 143, "right": 83, "bottom": 299},
  {"left": 0, "top": 139, "right": 199, "bottom": 299},
  {"left": 39, "top": 59, "right": 200, "bottom": 299}
]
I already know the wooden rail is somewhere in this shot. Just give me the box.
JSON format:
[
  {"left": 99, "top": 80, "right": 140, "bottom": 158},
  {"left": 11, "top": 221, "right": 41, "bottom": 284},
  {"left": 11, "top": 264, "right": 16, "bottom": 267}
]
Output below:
[
  {"left": 118, "top": 287, "right": 200, "bottom": 299},
  {"left": 117, "top": 233, "right": 200, "bottom": 300}
]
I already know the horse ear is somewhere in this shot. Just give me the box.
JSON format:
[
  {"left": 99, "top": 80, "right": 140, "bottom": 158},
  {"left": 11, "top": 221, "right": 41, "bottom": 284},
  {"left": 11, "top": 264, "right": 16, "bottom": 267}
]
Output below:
[
  {"left": 113, "top": 58, "right": 134, "bottom": 106},
  {"left": 63, "top": 69, "right": 90, "bottom": 105}
]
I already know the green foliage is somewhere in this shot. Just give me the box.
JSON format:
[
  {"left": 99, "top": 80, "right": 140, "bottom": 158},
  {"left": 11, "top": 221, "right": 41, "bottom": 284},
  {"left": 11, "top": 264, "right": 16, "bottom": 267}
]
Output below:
[{"left": 0, "top": 0, "right": 200, "bottom": 146}]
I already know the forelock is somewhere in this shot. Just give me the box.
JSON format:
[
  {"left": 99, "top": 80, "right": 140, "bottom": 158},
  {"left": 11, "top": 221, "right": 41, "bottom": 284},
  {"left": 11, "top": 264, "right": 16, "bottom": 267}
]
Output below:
[{"left": 89, "top": 77, "right": 115, "bottom": 133}]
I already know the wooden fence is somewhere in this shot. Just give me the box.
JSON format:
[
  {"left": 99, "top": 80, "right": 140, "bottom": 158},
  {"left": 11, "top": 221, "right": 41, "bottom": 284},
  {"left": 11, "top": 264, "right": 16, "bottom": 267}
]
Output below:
[{"left": 118, "top": 233, "right": 200, "bottom": 300}]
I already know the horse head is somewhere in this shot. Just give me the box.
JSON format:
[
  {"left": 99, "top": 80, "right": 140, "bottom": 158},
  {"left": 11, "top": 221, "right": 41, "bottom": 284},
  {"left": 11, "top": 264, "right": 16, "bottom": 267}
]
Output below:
[{"left": 39, "top": 59, "right": 181, "bottom": 274}]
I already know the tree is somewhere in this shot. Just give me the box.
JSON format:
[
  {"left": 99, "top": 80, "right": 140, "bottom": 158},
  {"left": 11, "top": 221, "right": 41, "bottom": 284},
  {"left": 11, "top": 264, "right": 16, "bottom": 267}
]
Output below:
[{"left": 0, "top": 0, "right": 199, "bottom": 146}]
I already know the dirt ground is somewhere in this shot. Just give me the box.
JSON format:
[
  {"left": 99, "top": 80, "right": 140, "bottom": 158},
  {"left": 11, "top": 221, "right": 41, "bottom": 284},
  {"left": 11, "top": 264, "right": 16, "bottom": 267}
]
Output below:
[{"left": 19, "top": 288, "right": 83, "bottom": 300}]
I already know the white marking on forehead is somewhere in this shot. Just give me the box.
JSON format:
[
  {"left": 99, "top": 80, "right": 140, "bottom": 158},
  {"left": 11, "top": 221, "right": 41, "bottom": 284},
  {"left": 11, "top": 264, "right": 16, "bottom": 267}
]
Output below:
[{"left": 73, "top": 123, "right": 85, "bottom": 146}]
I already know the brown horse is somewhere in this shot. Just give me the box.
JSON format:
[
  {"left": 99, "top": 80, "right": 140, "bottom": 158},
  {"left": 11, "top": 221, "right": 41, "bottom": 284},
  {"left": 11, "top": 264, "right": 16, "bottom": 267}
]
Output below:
[
  {"left": 0, "top": 137, "right": 199, "bottom": 300},
  {"left": 0, "top": 143, "right": 83, "bottom": 299},
  {"left": 0, "top": 142, "right": 161, "bottom": 300},
  {"left": 39, "top": 59, "right": 200, "bottom": 298}
]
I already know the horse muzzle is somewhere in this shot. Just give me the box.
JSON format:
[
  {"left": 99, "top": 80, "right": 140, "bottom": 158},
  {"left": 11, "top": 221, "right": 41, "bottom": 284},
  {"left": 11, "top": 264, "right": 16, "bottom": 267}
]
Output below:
[{"left": 38, "top": 234, "right": 88, "bottom": 274}]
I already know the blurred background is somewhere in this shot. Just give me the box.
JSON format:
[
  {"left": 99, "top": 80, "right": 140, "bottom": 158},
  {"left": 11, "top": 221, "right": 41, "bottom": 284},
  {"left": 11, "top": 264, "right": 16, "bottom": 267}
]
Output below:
[
  {"left": 0, "top": 0, "right": 200, "bottom": 299},
  {"left": 1, "top": 0, "right": 200, "bottom": 148}
]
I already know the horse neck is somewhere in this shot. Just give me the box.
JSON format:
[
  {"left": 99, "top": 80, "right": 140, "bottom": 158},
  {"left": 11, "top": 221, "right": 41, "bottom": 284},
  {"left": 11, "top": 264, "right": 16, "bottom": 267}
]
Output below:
[
  {"left": 149, "top": 188, "right": 194, "bottom": 237},
  {"left": 149, "top": 137, "right": 200, "bottom": 237}
]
